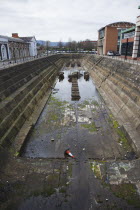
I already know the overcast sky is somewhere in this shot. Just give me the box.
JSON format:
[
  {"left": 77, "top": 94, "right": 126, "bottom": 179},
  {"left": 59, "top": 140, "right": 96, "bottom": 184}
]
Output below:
[{"left": 0, "top": 0, "right": 139, "bottom": 42}]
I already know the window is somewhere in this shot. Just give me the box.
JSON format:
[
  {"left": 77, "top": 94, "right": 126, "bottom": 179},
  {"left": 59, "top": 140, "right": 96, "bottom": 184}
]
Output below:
[
  {"left": 99, "top": 30, "right": 105, "bottom": 39},
  {"left": 121, "top": 42, "right": 133, "bottom": 56},
  {"left": 1, "top": 44, "right": 7, "bottom": 60}
]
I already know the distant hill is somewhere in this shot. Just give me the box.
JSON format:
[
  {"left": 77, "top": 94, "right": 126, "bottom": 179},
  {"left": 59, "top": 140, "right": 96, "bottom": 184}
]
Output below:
[
  {"left": 37, "top": 40, "right": 68, "bottom": 47},
  {"left": 37, "top": 40, "right": 46, "bottom": 46}
]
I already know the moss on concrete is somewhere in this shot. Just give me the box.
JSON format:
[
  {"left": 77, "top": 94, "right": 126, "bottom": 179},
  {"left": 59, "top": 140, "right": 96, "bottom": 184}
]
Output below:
[
  {"left": 59, "top": 187, "right": 67, "bottom": 193},
  {"left": 14, "top": 152, "right": 19, "bottom": 157},
  {"left": 68, "top": 163, "right": 72, "bottom": 178},
  {"left": 110, "top": 183, "right": 140, "bottom": 207},
  {"left": 91, "top": 100, "right": 99, "bottom": 106},
  {"left": 81, "top": 122, "right": 97, "bottom": 132},
  {"left": 50, "top": 96, "right": 68, "bottom": 107},
  {"left": 78, "top": 99, "right": 99, "bottom": 110},
  {"left": 108, "top": 114, "right": 131, "bottom": 150},
  {"left": 90, "top": 162, "right": 102, "bottom": 179}
]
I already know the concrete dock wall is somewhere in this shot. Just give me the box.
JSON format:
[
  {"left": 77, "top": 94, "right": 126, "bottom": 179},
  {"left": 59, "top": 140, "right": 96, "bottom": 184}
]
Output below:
[
  {"left": 0, "top": 55, "right": 64, "bottom": 149},
  {"left": 82, "top": 55, "right": 140, "bottom": 154},
  {"left": 0, "top": 53, "right": 140, "bottom": 156}
]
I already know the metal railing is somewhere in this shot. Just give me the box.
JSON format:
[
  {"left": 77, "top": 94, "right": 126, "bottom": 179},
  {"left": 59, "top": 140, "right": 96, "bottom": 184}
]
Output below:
[
  {"left": 1, "top": 52, "right": 140, "bottom": 70},
  {"left": 0, "top": 53, "right": 57, "bottom": 70},
  {"left": 98, "top": 54, "right": 140, "bottom": 66}
]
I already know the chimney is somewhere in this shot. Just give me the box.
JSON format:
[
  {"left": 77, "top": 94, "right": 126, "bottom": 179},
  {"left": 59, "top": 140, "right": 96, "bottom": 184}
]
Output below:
[{"left": 12, "top": 33, "right": 19, "bottom": 38}]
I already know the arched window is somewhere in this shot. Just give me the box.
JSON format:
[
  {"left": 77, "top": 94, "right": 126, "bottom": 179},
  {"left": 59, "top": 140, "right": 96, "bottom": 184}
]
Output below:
[{"left": 1, "top": 44, "right": 7, "bottom": 60}]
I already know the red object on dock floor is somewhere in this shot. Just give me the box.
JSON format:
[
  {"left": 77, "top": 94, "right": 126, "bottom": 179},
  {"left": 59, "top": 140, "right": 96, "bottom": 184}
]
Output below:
[{"left": 65, "top": 149, "right": 75, "bottom": 158}]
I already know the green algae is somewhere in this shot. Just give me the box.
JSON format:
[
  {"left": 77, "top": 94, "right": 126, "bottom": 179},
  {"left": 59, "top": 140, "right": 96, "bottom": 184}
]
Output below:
[
  {"left": 32, "top": 186, "right": 56, "bottom": 197},
  {"left": 59, "top": 187, "right": 67, "bottom": 193},
  {"left": 110, "top": 183, "right": 140, "bottom": 207},
  {"left": 78, "top": 103, "right": 86, "bottom": 109},
  {"left": 49, "top": 113, "right": 59, "bottom": 121},
  {"left": 83, "top": 100, "right": 90, "bottom": 105},
  {"left": 92, "top": 108, "right": 96, "bottom": 112},
  {"left": 66, "top": 104, "right": 74, "bottom": 110},
  {"left": 108, "top": 114, "right": 131, "bottom": 150},
  {"left": 91, "top": 100, "right": 99, "bottom": 106},
  {"left": 78, "top": 99, "right": 99, "bottom": 110},
  {"left": 90, "top": 162, "right": 102, "bottom": 179},
  {"left": 67, "top": 163, "right": 72, "bottom": 178},
  {"left": 78, "top": 100, "right": 90, "bottom": 109},
  {"left": 56, "top": 133, "right": 61, "bottom": 139},
  {"left": 49, "top": 96, "right": 68, "bottom": 107},
  {"left": 14, "top": 152, "right": 19, "bottom": 157},
  {"left": 81, "top": 122, "right": 97, "bottom": 132}
]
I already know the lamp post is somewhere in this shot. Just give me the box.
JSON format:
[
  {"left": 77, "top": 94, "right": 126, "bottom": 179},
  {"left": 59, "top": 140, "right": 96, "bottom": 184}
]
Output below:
[{"left": 46, "top": 40, "right": 50, "bottom": 56}]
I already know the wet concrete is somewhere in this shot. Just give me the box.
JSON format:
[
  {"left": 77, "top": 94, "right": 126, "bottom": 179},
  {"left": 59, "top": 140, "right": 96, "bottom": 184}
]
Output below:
[
  {"left": 22, "top": 64, "right": 134, "bottom": 160},
  {"left": 0, "top": 63, "right": 140, "bottom": 209}
]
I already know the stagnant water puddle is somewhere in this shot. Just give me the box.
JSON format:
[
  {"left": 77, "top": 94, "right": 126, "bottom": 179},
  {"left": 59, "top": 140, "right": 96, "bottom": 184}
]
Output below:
[{"left": 22, "top": 64, "right": 135, "bottom": 160}]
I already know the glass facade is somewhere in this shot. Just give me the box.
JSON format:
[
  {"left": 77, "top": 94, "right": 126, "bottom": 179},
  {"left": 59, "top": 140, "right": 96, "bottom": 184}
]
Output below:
[
  {"left": 121, "top": 42, "right": 133, "bottom": 56},
  {"left": 99, "top": 29, "right": 105, "bottom": 39}
]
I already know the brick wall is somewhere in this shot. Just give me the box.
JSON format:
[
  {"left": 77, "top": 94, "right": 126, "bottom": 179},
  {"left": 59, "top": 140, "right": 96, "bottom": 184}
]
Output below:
[
  {"left": 122, "top": 37, "right": 134, "bottom": 43},
  {"left": 104, "top": 27, "right": 118, "bottom": 54}
]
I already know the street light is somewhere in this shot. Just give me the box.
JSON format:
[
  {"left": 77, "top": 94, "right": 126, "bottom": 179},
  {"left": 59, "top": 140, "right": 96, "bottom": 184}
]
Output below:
[{"left": 46, "top": 41, "right": 50, "bottom": 56}]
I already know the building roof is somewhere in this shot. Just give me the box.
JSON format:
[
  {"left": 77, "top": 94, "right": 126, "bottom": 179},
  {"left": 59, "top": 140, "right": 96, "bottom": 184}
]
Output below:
[
  {"left": 98, "top": 21, "right": 135, "bottom": 31},
  {"left": 0, "top": 35, "right": 24, "bottom": 43},
  {"left": 121, "top": 26, "right": 136, "bottom": 34},
  {"left": 20, "top": 37, "right": 35, "bottom": 42}
]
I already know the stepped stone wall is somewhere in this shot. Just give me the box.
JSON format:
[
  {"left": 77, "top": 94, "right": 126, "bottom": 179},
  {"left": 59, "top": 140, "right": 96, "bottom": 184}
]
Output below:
[
  {"left": 82, "top": 55, "right": 140, "bottom": 154},
  {"left": 0, "top": 53, "right": 140, "bottom": 156},
  {"left": 0, "top": 55, "right": 64, "bottom": 150}
]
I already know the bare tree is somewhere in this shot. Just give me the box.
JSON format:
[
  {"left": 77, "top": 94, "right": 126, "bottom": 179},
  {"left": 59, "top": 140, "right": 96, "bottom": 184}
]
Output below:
[
  {"left": 67, "top": 38, "right": 72, "bottom": 52},
  {"left": 46, "top": 40, "right": 50, "bottom": 56},
  {"left": 82, "top": 39, "right": 97, "bottom": 51},
  {"left": 58, "top": 40, "right": 63, "bottom": 51},
  {"left": 71, "top": 41, "right": 77, "bottom": 51}
]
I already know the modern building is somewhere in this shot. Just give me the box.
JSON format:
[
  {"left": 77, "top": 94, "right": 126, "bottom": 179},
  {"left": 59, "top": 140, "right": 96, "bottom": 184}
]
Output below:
[
  {"left": 120, "top": 13, "right": 140, "bottom": 60},
  {"left": 0, "top": 33, "right": 37, "bottom": 61},
  {"left": 120, "top": 27, "right": 135, "bottom": 59},
  {"left": 98, "top": 22, "right": 135, "bottom": 55}
]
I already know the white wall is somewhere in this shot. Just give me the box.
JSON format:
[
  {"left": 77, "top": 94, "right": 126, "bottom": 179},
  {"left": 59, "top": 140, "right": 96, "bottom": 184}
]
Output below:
[
  {"left": 29, "top": 37, "right": 37, "bottom": 56},
  {"left": 132, "top": 16, "right": 140, "bottom": 59},
  {"left": 136, "top": 16, "right": 140, "bottom": 27}
]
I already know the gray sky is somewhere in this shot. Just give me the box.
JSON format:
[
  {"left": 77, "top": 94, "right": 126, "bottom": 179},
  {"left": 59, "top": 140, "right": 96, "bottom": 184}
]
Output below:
[{"left": 0, "top": 0, "right": 139, "bottom": 41}]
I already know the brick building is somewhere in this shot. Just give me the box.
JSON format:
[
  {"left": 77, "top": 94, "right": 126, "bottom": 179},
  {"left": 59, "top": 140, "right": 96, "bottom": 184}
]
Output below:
[{"left": 98, "top": 22, "right": 135, "bottom": 55}]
